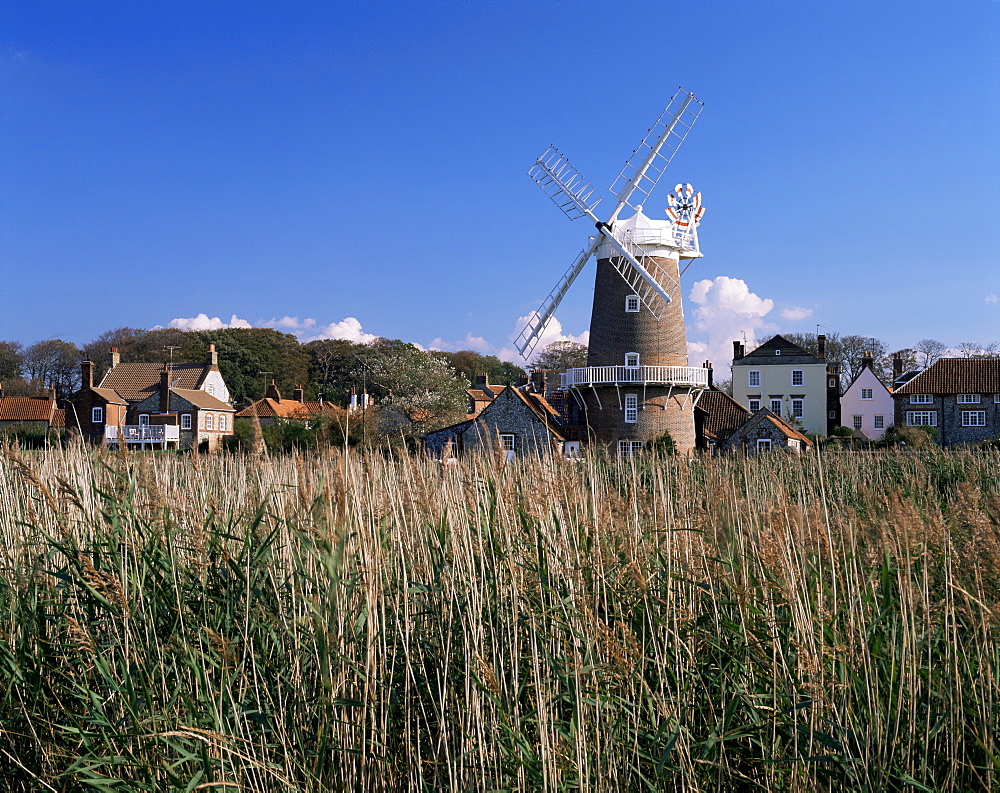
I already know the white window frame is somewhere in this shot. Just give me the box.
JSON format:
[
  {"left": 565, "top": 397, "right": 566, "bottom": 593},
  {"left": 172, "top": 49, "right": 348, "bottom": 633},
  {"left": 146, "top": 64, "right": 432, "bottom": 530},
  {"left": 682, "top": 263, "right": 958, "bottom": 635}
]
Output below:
[
  {"left": 774, "top": 350, "right": 781, "bottom": 356},
  {"left": 957, "top": 394, "right": 980, "bottom": 404},
  {"left": 756, "top": 438, "right": 772, "bottom": 453},
  {"left": 861, "top": 388, "right": 873, "bottom": 400},
  {"left": 962, "top": 411, "right": 986, "bottom": 427},
  {"left": 219, "top": 415, "right": 227, "bottom": 431},
  {"left": 91, "top": 406, "right": 103, "bottom": 423},
  {"left": 873, "top": 415, "right": 885, "bottom": 429},
  {"left": 791, "top": 399, "right": 803, "bottom": 418},
  {"left": 205, "top": 413, "right": 214, "bottom": 431},
  {"left": 910, "top": 394, "right": 932, "bottom": 404},
  {"left": 624, "top": 394, "right": 638, "bottom": 423},
  {"left": 791, "top": 370, "right": 803, "bottom": 386},
  {"left": 181, "top": 413, "right": 192, "bottom": 430},
  {"left": 138, "top": 414, "right": 149, "bottom": 426},
  {"left": 906, "top": 411, "right": 937, "bottom": 426},
  {"left": 625, "top": 352, "right": 640, "bottom": 367},
  {"left": 618, "top": 440, "right": 643, "bottom": 458},
  {"left": 748, "top": 370, "right": 760, "bottom": 387},
  {"left": 770, "top": 399, "right": 782, "bottom": 414},
  {"left": 625, "top": 295, "right": 640, "bottom": 313},
  {"left": 829, "top": 378, "right": 836, "bottom": 388},
  {"left": 748, "top": 398, "right": 760, "bottom": 412},
  {"left": 852, "top": 415, "right": 863, "bottom": 430},
  {"left": 994, "top": 394, "right": 1000, "bottom": 404},
  {"left": 500, "top": 433, "right": 515, "bottom": 451},
  {"left": 829, "top": 410, "right": 836, "bottom": 419}
]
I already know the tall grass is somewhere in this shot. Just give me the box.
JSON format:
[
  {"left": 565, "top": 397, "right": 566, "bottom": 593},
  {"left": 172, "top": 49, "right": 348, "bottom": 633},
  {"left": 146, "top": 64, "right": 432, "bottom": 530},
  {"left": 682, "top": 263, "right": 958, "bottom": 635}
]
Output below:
[{"left": 1, "top": 443, "right": 997, "bottom": 791}]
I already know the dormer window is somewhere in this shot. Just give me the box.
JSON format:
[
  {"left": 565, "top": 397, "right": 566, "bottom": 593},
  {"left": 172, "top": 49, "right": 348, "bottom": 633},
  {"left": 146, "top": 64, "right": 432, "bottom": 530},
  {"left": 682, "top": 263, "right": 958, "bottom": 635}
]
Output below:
[
  {"left": 625, "top": 353, "right": 640, "bottom": 367},
  {"left": 625, "top": 295, "right": 640, "bottom": 313}
]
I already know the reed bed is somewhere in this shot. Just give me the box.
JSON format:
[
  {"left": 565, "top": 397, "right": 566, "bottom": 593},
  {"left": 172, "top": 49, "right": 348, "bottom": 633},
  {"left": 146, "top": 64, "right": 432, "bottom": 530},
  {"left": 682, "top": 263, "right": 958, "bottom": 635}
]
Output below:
[{"left": 0, "top": 443, "right": 997, "bottom": 791}]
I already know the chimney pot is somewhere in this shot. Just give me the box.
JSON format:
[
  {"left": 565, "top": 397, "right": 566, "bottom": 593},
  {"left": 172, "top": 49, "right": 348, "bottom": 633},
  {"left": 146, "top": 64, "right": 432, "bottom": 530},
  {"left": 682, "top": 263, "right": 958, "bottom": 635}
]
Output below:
[
  {"left": 817, "top": 335, "right": 827, "bottom": 359},
  {"left": 110, "top": 348, "right": 121, "bottom": 368},
  {"left": 293, "top": 385, "right": 304, "bottom": 403},
  {"left": 207, "top": 343, "right": 219, "bottom": 367},
  {"left": 82, "top": 360, "right": 94, "bottom": 389},
  {"left": 733, "top": 341, "right": 744, "bottom": 361},
  {"left": 160, "top": 368, "right": 171, "bottom": 414},
  {"left": 475, "top": 373, "right": 488, "bottom": 386},
  {"left": 892, "top": 353, "right": 903, "bottom": 380}
]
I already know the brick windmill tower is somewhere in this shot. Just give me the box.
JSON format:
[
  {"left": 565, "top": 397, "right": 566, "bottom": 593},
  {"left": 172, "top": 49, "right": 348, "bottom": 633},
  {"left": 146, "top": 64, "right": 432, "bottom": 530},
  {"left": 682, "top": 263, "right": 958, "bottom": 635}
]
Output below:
[{"left": 516, "top": 90, "right": 709, "bottom": 455}]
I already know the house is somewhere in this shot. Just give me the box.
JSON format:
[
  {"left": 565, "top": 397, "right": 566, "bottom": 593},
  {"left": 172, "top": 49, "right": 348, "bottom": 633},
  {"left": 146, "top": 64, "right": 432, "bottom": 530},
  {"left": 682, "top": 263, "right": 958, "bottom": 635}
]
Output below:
[
  {"left": 0, "top": 388, "right": 65, "bottom": 433},
  {"left": 891, "top": 358, "right": 1000, "bottom": 446},
  {"left": 722, "top": 407, "right": 813, "bottom": 455},
  {"left": 695, "top": 389, "right": 751, "bottom": 453},
  {"left": 235, "top": 381, "right": 335, "bottom": 426},
  {"left": 839, "top": 352, "right": 894, "bottom": 440},
  {"left": 466, "top": 374, "right": 506, "bottom": 416},
  {"left": 423, "top": 384, "right": 565, "bottom": 460},
  {"left": 69, "top": 344, "right": 235, "bottom": 450},
  {"left": 731, "top": 335, "right": 841, "bottom": 436}
]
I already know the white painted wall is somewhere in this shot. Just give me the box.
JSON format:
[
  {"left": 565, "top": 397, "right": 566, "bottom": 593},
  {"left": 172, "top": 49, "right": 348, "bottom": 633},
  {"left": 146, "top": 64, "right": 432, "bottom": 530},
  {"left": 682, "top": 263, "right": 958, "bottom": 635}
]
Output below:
[
  {"left": 840, "top": 367, "right": 893, "bottom": 440},
  {"left": 733, "top": 360, "right": 828, "bottom": 436}
]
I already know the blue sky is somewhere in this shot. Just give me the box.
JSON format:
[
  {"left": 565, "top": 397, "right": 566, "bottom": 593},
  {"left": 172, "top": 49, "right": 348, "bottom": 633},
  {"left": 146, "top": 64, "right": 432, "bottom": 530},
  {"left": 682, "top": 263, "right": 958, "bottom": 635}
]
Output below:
[{"left": 2, "top": 0, "right": 997, "bottom": 369}]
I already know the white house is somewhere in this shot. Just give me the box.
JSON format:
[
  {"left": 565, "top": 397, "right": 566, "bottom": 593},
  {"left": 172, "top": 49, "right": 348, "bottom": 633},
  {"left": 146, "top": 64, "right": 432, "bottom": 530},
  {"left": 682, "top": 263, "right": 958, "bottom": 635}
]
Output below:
[{"left": 840, "top": 354, "right": 894, "bottom": 440}]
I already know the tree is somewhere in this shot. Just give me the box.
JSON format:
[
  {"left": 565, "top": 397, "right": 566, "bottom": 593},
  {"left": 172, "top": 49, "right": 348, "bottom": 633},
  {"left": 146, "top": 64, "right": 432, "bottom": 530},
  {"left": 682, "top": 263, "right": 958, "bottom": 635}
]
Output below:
[
  {"left": 21, "top": 339, "right": 81, "bottom": 399},
  {"left": 0, "top": 341, "right": 23, "bottom": 380},
  {"left": 531, "top": 341, "right": 588, "bottom": 371},
  {"left": 304, "top": 338, "right": 365, "bottom": 407},
  {"left": 779, "top": 331, "right": 889, "bottom": 384},
  {"left": 914, "top": 338, "right": 948, "bottom": 369},
  {"left": 432, "top": 350, "right": 526, "bottom": 386},
  {"left": 955, "top": 341, "right": 1000, "bottom": 358}
]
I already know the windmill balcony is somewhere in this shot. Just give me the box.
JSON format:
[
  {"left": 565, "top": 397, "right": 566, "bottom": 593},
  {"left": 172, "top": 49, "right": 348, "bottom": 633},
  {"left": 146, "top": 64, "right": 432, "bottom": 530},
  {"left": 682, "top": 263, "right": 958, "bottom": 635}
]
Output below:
[{"left": 560, "top": 365, "right": 710, "bottom": 389}]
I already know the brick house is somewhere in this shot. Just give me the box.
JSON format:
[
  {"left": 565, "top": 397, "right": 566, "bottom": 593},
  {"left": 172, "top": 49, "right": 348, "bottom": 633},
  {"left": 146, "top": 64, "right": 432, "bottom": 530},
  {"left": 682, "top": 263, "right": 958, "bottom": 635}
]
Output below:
[
  {"left": 694, "top": 389, "right": 751, "bottom": 454},
  {"left": 0, "top": 388, "right": 65, "bottom": 433},
  {"left": 722, "top": 407, "right": 813, "bottom": 455},
  {"left": 891, "top": 358, "right": 1000, "bottom": 446},
  {"left": 69, "top": 344, "right": 234, "bottom": 450},
  {"left": 840, "top": 352, "right": 894, "bottom": 440},
  {"left": 423, "top": 384, "right": 564, "bottom": 460},
  {"left": 731, "top": 335, "right": 841, "bottom": 436}
]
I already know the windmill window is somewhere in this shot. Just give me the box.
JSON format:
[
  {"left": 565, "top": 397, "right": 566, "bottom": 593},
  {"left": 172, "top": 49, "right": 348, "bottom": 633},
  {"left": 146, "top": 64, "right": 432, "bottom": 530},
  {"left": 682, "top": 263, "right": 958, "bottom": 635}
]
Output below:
[
  {"left": 748, "top": 370, "right": 760, "bottom": 387},
  {"left": 625, "top": 353, "right": 640, "bottom": 367},
  {"left": 791, "top": 370, "right": 803, "bottom": 386},
  {"left": 624, "top": 394, "right": 638, "bottom": 423},
  {"left": 625, "top": 295, "right": 640, "bottom": 313},
  {"left": 618, "top": 440, "right": 643, "bottom": 457},
  {"left": 92, "top": 407, "right": 103, "bottom": 423}
]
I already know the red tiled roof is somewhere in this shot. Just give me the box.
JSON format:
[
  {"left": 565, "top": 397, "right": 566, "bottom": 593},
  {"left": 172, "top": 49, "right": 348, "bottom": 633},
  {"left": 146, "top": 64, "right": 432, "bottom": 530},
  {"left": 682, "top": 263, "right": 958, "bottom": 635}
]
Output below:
[
  {"left": 171, "top": 389, "right": 234, "bottom": 412},
  {"left": 894, "top": 358, "right": 1000, "bottom": 395},
  {"left": 508, "top": 387, "right": 565, "bottom": 441},
  {"left": 99, "top": 362, "right": 209, "bottom": 403},
  {"left": 764, "top": 412, "right": 812, "bottom": 444},
  {"left": 236, "top": 397, "right": 338, "bottom": 419},
  {"left": 698, "top": 388, "right": 750, "bottom": 442},
  {"left": 0, "top": 396, "right": 58, "bottom": 423}
]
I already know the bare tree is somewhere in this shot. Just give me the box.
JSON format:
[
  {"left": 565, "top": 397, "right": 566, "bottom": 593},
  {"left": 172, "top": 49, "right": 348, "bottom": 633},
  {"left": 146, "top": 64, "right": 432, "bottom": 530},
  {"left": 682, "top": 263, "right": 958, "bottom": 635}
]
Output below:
[
  {"left": 0, "top": 341, "right": 23, "bottom": 380},
  {"left": 21, "top": 339, "right": 81, "bottom": 399},
  {"left": 914, "top": 339, "right": 948, "bottom": 369}
]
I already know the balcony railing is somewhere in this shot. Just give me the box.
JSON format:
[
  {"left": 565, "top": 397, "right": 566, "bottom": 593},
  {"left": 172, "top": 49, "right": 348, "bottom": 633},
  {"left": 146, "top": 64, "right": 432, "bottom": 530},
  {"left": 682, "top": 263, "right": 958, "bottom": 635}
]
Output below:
[
  {"left": 561, "top": 366, "right": 709, "bottom": 388},
  {"left": 105, "top": 425, "right": 180, "bottom": 444}
]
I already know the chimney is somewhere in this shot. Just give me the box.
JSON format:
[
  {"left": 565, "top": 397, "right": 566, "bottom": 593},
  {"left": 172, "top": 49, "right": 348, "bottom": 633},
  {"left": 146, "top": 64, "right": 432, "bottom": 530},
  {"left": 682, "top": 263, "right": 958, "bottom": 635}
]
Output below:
[
  {"left": 861, "top": 350, "right": 873, "bottom": 371},
  {"left": 49, "top": 383, "right": 56, "bottom": 402},
  {"left": 293, "top": 384, "right": 304, "bottom": 402},
  {"left": 704, "top": 360, "right": 713, "bottom": 389},
  {"left": 160, "top": 367, "right": 171, "bottom": 414},
  {"left": 110, "top": 347, "right": 120, "bottom": 368},
  {"left": 892, "top": 353, "right": 903, "bottom": 380},
  {"left": 207, "top": 343, "right": 218, "bottom": 368},
  {"left": 475, "top": 373, "right": 488, "bottom": 387},
  {"left": 518, "top": 374, "right": 530, "bottom": 387},
  {"left": 530, "top": 370, "right": 546, "bottom": 393},
  {"left": 349, "top": 387, "right": 358, "bottom": 411},
  {"left": 817, "top": 335, "right": 826, "bottom": 360},
  {"left": 82, "top": 360, "right": 94, "bottom": 389},
  {"left": 733, "top": 341, "right": 744, "bottom": 361},
  {"left": 265, "top": 379, "right": 281, "bottom": 401}
]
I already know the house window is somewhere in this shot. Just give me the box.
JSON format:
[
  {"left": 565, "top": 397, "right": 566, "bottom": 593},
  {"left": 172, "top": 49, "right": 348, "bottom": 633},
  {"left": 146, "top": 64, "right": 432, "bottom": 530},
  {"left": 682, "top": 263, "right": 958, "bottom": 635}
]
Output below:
[
  {"left": 625, "top": 352, "right": 640, "bottom": 367},
  {"left": 910, "top": 394, "right": 932, "bottom": 404},
  {"left": 791, "top": 370, "right": 803, "bottom": 386},
  {"left": 770, "top": 399, "right": 782, "bottom": 414},
  {"left": 853, "top": 416, "right": 863, "bottom": 430},
  {"left": 181, "top": 414, "right": 192, "bottom": 430},
  {"left": 625, "top": 295, "right": 640, "bottom": 313},
  {"left": 994, "top": 394, "right": 1000, "bottom": 403},
  {"left": 219, "top": 415, "right": 227, "bottom": 431},
  {"left": 91, "top": 406, "right": 103, "bottom": 423},
  {"left": 206, "top": 414, "right": 214, "bottom": 430},
  {"left": 500, "top": 433, "right": 515, "bottom": 461},
  {"left": 792, "top": 399, "right": 803, "bottom": 418},
  {"left": 624, "top": 394, "right": 638, "bottom": 423},
  {"left": 774, "top": 350, "right": 781, "bottom": 356},
  {"left": 874, "top": 415, "right": 885, "bottom": 429},
  {"left": 861, "top": 388, "right": 873, "bottom": 400},
  {"left": 748, "top": 370, "right": 760, "bottom": 387},
  {"left": 756, "top": 439, "right": 772, "bottom": 453},
  {"left": 957, "top": 394, "right": 980, "bottom": 404},
  {"left": 829, "top": 378, "right": 836, "bottom": 388},
  {"left": 962, "top": 411, "right": 987, "bottom": 427},
  {"left": 138, "top": 414, "right": 149, "bottom": 426},
  {"left": 618, "top": 440, "right": 643, "bottom": 457},
  {"left": 906, "top": 411, "right": 937, "bottom": 426},
  {"left": 749, "top": 399, "right": 761, "bottom": 412},
  {"left": 829, "top": 410, "right": 836, "bottom": 419}
]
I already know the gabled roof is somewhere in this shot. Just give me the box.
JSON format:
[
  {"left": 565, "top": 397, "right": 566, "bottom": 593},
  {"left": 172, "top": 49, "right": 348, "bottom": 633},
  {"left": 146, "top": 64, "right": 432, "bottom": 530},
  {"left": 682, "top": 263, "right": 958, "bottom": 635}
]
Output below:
[
  {"left": 736, "top": 335, "right": 823, "bottom": 366},
  {"left": 99, "top": 362, "right": 210, "bottom": 403},
  {"left": 844, "top": 364, "right": 892, "bottom": 394},
  {"left": 732, "top": 407, "right": 812, "bottom": 446},
  {"left": 170, "top": 389, "right": 234, "bottom": 411},
  {"left": 697, "top": 388, "right": 750, "bottom": 442},
  {"left": 0, "top": 396, "right": 59, "bottom": 423},
  {"left": 90, "top": 387, "right": 128, "bottom": 405},
  {"left": 506, "top": 386, "right": 564, "bottom": 438},
  {"left": 894, "top": 358, "right": 1000, "bottom": 395},
  {"left": 236, "top": 397, "right": 311, "bottom": 419}
]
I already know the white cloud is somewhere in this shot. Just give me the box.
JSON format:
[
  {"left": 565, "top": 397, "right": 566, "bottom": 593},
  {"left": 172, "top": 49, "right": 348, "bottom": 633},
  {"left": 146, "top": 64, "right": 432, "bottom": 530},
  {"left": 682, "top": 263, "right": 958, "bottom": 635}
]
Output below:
[
  {"left": 986, "top": 294, "right": 998, "bottom": 304},
  {"left": 300, "top": 317, "right": 377, "bottom": 344},
  {"left": 428, "top": 333, "right": 495, "bottom": 355},
  {"left": 686, "top": 276, "right": 777, "bottom": 376},
  {"left": 165, "top": 313, "right": 253, "bottom": 331},
  {"left": 262, "top": 316, "right": 317, "bottom": 330},
  {"left": 780, "top": 306, "right": 813, "bottom": 321}
]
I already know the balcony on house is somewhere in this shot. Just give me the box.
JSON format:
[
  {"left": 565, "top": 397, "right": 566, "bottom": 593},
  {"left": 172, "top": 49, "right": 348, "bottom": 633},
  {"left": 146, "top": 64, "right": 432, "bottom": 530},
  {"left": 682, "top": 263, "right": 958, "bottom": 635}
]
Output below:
[
  {"left": 560, "top": 366, "right": 710, "bottom": 389},
  {"left": 104, "top": 425, "right": 180, "bottom": 445}
]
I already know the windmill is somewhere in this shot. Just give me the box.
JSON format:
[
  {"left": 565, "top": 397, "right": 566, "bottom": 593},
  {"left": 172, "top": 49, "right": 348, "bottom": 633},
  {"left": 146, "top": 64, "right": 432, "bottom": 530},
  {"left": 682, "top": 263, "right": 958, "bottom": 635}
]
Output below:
[{"left": 519, "top": 89, "right": 710, "bottom": 454}]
